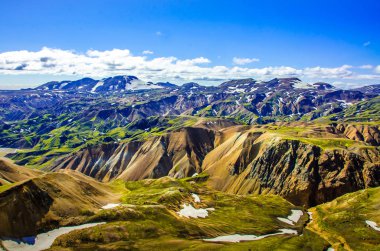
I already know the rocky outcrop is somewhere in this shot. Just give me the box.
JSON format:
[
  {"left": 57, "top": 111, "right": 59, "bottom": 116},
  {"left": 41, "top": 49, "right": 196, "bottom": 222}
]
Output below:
[
  {"left": 48, "top": 142, "right": 142, "bottom": 182},
  {"left": 203, "top": 128, "right": 380, "bottom": 207},
  {"left": 48, "top": 127, "right": 216, "bottom": 181}
]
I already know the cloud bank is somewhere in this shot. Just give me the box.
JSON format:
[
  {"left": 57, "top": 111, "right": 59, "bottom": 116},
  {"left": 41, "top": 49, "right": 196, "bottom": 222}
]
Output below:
[
  {"left": 0, "top": 47, "right": 379, "bottom": 85},
  {"left": 232, "top": 57, "right": 260, "bottom": 65},
  {"left": 142, "top": 50, "right": 154, "bottom": 55}
]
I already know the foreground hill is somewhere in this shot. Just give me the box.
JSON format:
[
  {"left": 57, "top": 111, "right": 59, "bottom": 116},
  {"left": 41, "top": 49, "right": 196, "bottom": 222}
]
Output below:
[
  {"left": 0, "top": 169, "right": 119, "bottom": 238},
  {"left": 1, "top": 169, "right": 379, "bottom": 250},
  {"left": 0, "top": 172, "right": 326, "bottom": 250}
]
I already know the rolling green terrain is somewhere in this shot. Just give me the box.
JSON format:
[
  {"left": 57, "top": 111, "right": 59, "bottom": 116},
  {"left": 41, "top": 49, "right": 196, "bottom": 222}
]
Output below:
[
  {"left": 5, "top": 116, "right": 211, "bottom": 169},
  {"left": 47, "top": 176, "right": 328, "bottom": 251},
  {"left": 308, "top": 187, "right": 380, "bottom": 251}
]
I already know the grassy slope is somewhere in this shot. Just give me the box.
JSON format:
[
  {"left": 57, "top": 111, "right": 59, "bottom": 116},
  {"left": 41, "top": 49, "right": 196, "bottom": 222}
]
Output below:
[
  {"left": 47, "top": 176, "right": 329, "bottom": 251},
  {"left": 7, "top": 115, "right": 204, "bottom": 169},
  {"left": 315, "top": 96, "right": 380, "bottom": 123},
  {"left": 2, "top": 164, "right": 378, "bottom": 250},
  {"left": 308, "top": 187, "right": 380, "bottom": 251},
  {"left": 244, "top": 123, "right": 374, "bottom": 151}
]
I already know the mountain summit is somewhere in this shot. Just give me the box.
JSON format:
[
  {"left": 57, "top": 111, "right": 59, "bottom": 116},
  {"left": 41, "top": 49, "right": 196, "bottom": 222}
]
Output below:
[{"left": 35, "top": 75, "right": 175, "bottom": 93}]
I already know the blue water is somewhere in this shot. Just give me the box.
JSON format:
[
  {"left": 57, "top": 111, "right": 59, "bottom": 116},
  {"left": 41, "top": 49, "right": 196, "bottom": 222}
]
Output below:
[
  {"left": 4, "top": 236, "right": 36, "bottom": 245},
  {"left": 21, "top": 236, "right": 36, "bottom": 245}
]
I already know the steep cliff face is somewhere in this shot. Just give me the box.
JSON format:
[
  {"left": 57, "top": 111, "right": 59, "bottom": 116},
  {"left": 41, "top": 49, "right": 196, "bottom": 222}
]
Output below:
[
  {"left": 118, "top": 126, "right": 215, "bottom": 180},
  {"left": 202, "top": 127, "right": 380, "bottom": 207},
  {"left": 48, "top": 142, "right": 142, "bottom": 182},
  {"left": 48, "top": 127, "right": 216, "bottom": 181}
]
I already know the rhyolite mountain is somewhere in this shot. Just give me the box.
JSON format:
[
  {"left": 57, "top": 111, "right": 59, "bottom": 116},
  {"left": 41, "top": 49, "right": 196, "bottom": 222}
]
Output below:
[
  {"left": 45, "top": 121, "right": 380, "bottom": 207},
  {"left": 0, "top": 75, "right": 380, "bottom": 250}
]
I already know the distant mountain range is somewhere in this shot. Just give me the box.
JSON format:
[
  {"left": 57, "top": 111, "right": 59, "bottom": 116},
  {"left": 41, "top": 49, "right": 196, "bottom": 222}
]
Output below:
[
  {"left": 1, "top": 75, "right": 375, "bottom": 123},
  {"left": 0, "top": 76, "right": 378, "bottom": 129},
  {"left": 35, "top": 75, "right": 172, "bottom": 93},
  {"left": 32, "top": 74, "right": 380, "bottom": 96}
]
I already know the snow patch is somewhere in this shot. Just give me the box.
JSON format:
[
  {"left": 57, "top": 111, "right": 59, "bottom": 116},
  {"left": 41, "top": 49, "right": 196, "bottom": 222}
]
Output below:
[
  {"left": 203, "top": 229, "right": 298, "bottom": 243},
  {"left": 226, "top": 86, "right": 245, "bottom": 93},
  {"left": 2, "top": 222, "right": 106, "bottom": 251},
  {"left": 292, "top": 80, "right": 314, "bottom": 89},
  {"left": 288, "top": 210, "right": 303, "bottom": 223},
  {"left": 295, "top": 95, "right": 304, "bottom": 103},
  {"left": 277, "top": 209, "right": 303, "bottom": 225},
  {"left": 125, "top": 78, "right": 162, "bottom": 90},
  {"left": 307, "top": 212, "right": 313, "bottom": 222},
  {"left": 336, "top": 99, "right": 353, "bottom": 107},
  {"left": 91, "top": 81, "right": 104, "bottom": 93},
  {"left": 366, "top": 220, "right": 380, "bottom": 231},
  {"left": 101, "top": 203, "right": 121, "bottom": 209},
  {"left": 59, "top": 82, "right": 69, "bottom": 89},
  {"left": 206, "top": 95, "right": 213, "bottom": 103},
  {"left": 192, "top": 193, "right": 201, "bottom": 203},
  {"left": 277, "top": 217, "right": 294, "bottom": 225},
  {"left": 265, "top": 92, "right": 272, "bottom": 97},
  {"left": 177, "top": 204, "right": 213, "bottom": 218}
]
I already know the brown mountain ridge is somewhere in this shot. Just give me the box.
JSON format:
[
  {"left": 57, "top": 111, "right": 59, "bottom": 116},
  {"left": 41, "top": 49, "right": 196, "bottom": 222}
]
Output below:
[{"left": 45, "top": 122, "right": 380, "bottom": 207}]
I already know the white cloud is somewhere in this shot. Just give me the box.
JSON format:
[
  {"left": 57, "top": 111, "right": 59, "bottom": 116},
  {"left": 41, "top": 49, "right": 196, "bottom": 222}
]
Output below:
[
  {"left": 155, "top": 31, "right": 162, "bottom": 36},
  {"left": 375, "top": 65, "right": 380, "bottom": 73},
  {"left": 354, "top": 74, "right": 380, "bottom": 80},
  {"left": 359, "top": 64, "right": 373, "bottom": 69},
  {"left": 233, "top": 57, "right": 260, "bottom": 65},
  {"left": 142, "top": 50, "right": 154, "bottom": 55},
  {"left": 302, "top": 65, "right": 353, "bottom": 79},
  {"left": 332, "top": 81, "right": 362, "bottom": 89},
  {"left": 363, "top": 41, "right": 371, "bottom": 47},
  {"left": 0, "top": 47, "right": 379, "bottom": 86}
]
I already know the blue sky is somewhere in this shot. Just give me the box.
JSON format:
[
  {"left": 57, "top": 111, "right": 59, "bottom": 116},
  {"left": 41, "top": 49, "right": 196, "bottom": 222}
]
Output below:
[{"left": 0, "top": 0, "right": 379, "bottom": 89}]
